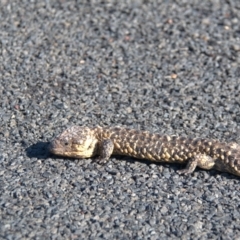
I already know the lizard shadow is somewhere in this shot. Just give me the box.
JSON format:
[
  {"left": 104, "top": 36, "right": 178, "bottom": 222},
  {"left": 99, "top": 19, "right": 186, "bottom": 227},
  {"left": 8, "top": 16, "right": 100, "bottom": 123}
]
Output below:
[
  {"left": 26, "top": 141, "right": 52, "bottom": 160},
  {"left": 113, "top": 155, "right": 238, "bottom": 180}
]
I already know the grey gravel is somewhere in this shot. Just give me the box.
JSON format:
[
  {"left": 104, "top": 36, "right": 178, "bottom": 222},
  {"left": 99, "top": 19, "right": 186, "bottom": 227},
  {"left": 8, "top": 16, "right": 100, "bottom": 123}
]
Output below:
[{"left": 1, "top": 0, "right": 240, "bottom": 239}]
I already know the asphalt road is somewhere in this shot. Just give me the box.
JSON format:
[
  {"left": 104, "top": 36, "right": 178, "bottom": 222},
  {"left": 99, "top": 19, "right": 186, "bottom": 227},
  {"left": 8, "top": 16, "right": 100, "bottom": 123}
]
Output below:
[{"left": 1, "top": 1, "right": 240, "bottom": 239}]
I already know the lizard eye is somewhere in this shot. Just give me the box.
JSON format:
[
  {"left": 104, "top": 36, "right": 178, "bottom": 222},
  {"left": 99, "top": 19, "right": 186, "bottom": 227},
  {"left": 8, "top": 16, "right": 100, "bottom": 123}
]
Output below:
[{"left": 62, "top": 140, "right": 69, "bottom": 146}]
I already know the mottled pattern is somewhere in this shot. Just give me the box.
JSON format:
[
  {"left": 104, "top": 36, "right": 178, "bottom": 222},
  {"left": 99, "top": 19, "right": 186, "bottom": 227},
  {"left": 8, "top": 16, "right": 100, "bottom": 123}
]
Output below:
[{"left": 49, "top": 126, "right": 240, "bottom": 177}]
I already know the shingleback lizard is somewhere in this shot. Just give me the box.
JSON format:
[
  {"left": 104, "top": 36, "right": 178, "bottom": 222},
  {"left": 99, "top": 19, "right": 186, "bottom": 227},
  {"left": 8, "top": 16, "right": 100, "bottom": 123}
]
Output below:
[{"left": 49, "top": 126, "right": 240, "bottom": 177}]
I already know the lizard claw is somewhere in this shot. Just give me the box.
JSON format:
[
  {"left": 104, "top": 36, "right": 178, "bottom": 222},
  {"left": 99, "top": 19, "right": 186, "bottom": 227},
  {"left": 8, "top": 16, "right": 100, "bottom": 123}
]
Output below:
[
  {"left": 95, "top": 157, "right": 108, "bottom": 165},
  {"left": 177, "top": 169, "right": 192, "bottom": 175}
]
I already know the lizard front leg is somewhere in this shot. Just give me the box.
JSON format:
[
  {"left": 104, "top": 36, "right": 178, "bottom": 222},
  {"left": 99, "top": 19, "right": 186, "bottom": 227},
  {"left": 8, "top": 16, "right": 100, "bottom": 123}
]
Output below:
[
  {"left": 95, "top": 139, "right": 114, "bottom": 165},
  {"left": 177, "top": 154, "right": 216, "bottom": 175}
]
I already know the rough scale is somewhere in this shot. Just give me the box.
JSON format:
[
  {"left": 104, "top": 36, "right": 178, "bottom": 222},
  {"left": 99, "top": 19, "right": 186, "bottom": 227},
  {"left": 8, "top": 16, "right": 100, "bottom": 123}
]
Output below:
[{"left": 49, "top": 126, "right": 240, "bottom": 177}]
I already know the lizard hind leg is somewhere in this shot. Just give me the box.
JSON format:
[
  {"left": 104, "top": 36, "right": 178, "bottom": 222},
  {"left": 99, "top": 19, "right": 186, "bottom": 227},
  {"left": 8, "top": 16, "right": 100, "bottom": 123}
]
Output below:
[{"left": 177, "top": 154, "right": 216, "bottom": 175}]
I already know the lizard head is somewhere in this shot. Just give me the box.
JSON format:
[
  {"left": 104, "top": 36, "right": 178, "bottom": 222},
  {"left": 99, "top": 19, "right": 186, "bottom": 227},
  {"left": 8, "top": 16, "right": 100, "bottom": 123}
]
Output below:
[{"left": 49, "top": 126, "right": 98, "bottom": 158}]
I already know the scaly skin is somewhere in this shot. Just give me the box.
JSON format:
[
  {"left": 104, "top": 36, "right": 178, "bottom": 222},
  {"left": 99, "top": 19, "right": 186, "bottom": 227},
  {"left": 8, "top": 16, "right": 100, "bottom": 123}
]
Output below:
[{"left": 49, "top": 126, "right": 240, "bottom": 177}]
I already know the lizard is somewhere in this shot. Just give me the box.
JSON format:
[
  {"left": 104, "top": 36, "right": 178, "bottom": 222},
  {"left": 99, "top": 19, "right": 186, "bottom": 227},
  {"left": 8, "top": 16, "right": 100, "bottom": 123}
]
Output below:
[{"left": 49, "top": 126, "right": 240, "bottom": 177}]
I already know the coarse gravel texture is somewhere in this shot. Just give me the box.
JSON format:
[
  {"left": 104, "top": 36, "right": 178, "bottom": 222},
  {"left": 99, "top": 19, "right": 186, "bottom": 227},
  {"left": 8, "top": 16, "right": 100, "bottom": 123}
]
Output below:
[{"left": 1, "top": 0, "right": 240, "bottom": 239}]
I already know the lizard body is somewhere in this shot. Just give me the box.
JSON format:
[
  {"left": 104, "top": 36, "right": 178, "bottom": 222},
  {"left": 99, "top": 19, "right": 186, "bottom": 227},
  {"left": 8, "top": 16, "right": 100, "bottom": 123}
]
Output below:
[{"left": 49, "top": 126, "right": 240, "bottom": 177}]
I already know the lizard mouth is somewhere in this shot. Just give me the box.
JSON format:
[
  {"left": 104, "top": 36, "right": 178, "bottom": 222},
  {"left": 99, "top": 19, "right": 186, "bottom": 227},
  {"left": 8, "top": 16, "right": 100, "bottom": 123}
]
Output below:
[
  {"left": 48, "top": 141, "right": 64, "bottom": 155},
  {"left": 48, "top": 141, "right": 91, "bottom": 158}
]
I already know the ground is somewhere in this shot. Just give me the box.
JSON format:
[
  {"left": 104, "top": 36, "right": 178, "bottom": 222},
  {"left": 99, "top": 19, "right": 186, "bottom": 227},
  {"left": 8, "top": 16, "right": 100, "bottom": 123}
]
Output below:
[{"left": 1, "top": 0, "right": 240, "bottom": 239}]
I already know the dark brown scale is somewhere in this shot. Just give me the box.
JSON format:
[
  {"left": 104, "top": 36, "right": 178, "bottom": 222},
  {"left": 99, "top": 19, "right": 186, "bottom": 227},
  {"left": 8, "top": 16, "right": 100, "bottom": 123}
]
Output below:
[
  {"left": 170, "top": 136, "right": 179, "bottom": 143},
  {"left": 203, "top": 140, "right": 210, "bottom": 147},
  {"left": 231, "top": 149, "right": 239, "bottom": 155},
  {"left": 161, "top": 135, "right": 170, "bottom": 142}
]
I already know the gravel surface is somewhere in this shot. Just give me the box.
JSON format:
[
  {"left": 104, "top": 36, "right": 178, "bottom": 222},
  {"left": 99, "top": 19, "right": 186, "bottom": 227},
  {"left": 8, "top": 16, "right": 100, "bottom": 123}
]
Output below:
[{"left": 1, "top": 0, "right": 240, "bottom": 239}]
